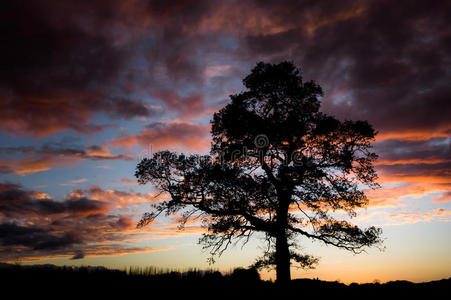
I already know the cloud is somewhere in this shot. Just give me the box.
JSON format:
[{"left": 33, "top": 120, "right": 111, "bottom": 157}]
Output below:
[
  {"left": 0, "top": 222, "right": 81, "bottom": 251},
  {"left": 119, "top": 177, "right": 138, "bottom": 186},
  {"left": 365, "top": 184, "right": 422, "bottom": 208},
  {"left": 205, "top": 65, "right": 232, "bottom": 78},
  {"left": 96, "top": 165, "right": 112, "bottom": 169},
  {"left": 0, "top": 183, "right": 109, "bottom": 219},
  {"left": 34, "top": 185, "right": 48, "bottom": 189},
  {"left": 374, "top": 138, "right": 450, "bottom": 165},
  {"left": 368, "top": 137, "right": 451, "bottom": 206},
  {"left": 0, "top": 181, "right": 200, "bottom": 261},
  {"left": 374, "top": 138, "right": 451, "bottom": 181},
  {"left": 385, "top": 208, "right": 451, "bottom": 226},
  {"left": 81, "top": 185, "right": 161, "bottom": 208},
  {"left": 1, "top": 0, "right": 451, "bottom": 264},
  {"left": 59, "top": 178, "right": 88, "bottom": 187},
  {"left": 151, "top": 90, "right": 209, "bottom": 120},
  {"left": 433, "top": 191, "right": 451, "bottom": 203},
  {"left": 69, "top": 245, "right": 174, "bottom": 260},
  {"left": 0, "top": 144, "right": 131, "bottom": 175},
  {"left": 71, "top": 250, "right": 85, "bottom": 260},
  {"left": 355, "top": 207, "right": 451, "bottom": 227},
  {"left": 1, "top": 0, "right": 450, "bottom": 140},
  {"left": 240, "top": 1, "right": 451, "bottom": 140},
  {"left": 0, "top": 1, "right": 155, "bottom": 137},
  {"left": 111, "top": 122, "right": 211, "bottom": 153},
  {"left": 0, "top": 1, "right": 241, "bottom": 137}
]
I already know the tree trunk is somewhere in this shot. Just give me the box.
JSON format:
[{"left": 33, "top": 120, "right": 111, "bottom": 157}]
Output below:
[{"left": 275, "top": 232, "right": 291, "bottom": 284}]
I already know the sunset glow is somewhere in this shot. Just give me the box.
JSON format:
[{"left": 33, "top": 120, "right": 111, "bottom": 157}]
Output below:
[{"left": 0, "top": 0, "right": 450, "bottom": 284}]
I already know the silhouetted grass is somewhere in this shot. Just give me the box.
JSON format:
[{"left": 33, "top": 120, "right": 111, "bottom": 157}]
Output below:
[{"left": 0, "top": 263, "right": 448, "bottom": 297}]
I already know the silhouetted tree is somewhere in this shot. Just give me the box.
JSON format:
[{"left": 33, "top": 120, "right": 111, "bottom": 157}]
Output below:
[{"left": 135, "top": 62, "right": 382, "bottom": 284}]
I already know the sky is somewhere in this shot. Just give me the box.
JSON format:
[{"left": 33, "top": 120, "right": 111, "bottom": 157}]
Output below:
[{"left": 0, "top": 0, "right": 450, "bottom": 284}]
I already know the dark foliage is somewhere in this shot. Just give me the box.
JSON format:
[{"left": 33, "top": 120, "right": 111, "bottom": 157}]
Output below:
[{"left": 135, "top": 62, "right": 383, "bottom": 283}]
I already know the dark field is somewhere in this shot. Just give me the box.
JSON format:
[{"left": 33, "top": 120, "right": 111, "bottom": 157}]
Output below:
[{"left": 1, "top": 263, "right": 449, "bottom": 297}]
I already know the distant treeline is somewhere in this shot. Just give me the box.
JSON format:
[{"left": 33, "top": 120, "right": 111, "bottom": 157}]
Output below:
[
  {"left": 0, "top": 263, "right": 259, "bottom": 281},
  {"left": 0, "top": 263, "right": 449, "bottom": 296}
]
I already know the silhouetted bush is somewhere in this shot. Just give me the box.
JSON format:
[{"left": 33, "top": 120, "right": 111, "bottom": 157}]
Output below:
[{"left": 229, "top": 267, "right": 260, "bottom": 282}]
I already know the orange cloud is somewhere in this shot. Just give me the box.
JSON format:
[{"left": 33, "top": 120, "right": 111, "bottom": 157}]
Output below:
[
  {"left": 374, "top": 161, "right": 451, "bottom": 208},
  {"left": 376, "top": 158, "right": 451, "bottom": 166},
  {"left": 136, "top": 225, "right": 205, "bottom": 239},
  {"left": 2, "top": 246, "right": 174, "bottom": 263},
  {"left": 85, "top": 185, "right": 162, "bottom": 208},
  {"left": 386, "top": 208, "right": 451, "bottom": 226},
  {"left": 78, "top": 245, "right": 175, "bottom": 259},
  {"left": 0, "top": 157, "right": 68, "bottom": 175},
  {"left": 110, "top": 122, "right": 211, "bottom": 153},
  {"left": 433, "top": 191, "right": 451, "bottom": 203},
  {"left": 365, "top": 182, "right": 444, "bottom": 208},
  {"left": 376, "top": 125, "right": 451, "bottom": 142},
  {"left": 0, "top": 144, "right": 129, "bottom": 175},
  {"left": 379, "top": 173, "right": 451, "bottom": 185}
]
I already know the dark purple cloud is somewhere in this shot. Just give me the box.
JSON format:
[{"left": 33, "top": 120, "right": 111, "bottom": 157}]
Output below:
[
  {"left": 375, "top": 138, "right": 451, "bottom": 165},
  {"left": 0, "top": 222, "right": 81, "bottom": 251},
  {"left": 0, "top": 0, "right": 154, "bottom": 136},
  {"left": 1, "top": 1, "right": 450, "bottom": 138},
  {"left": 0, "top": 182, "right": 109, "bottom": 218},
  {"left": 0, "top": 182, "right": 164, "bottom": 261},
  {"left": 239, "top": 0, "right": 451, "bottom": 137},
  {"left": 71, "top": 250, "right": 85, "bottom": 260}
]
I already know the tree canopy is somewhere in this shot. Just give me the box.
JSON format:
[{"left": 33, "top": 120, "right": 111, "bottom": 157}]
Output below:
[{"left": 135, "top": 61, "right": 382, "bottom": 284}]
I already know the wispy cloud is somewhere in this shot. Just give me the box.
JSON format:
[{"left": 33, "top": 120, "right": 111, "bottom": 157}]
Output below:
[
  {"left": 59, "top": 178, "right": 88, "bottom": 187},
  {"left": 0, "top": 144, "right": 131, "bottom": 175}
]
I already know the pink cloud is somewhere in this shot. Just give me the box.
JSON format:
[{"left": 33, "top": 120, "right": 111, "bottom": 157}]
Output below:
[{"left": 111, "top": 122, "right": 211, "bottom": 153}]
